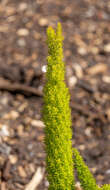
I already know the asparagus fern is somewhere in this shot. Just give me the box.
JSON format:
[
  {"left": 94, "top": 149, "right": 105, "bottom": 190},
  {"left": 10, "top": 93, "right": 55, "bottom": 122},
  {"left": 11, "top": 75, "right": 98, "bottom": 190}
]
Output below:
[
  {"left": 73, "top": 148, "right": 100, "bottom": 190},
  {"left": 43, "top": 23, "right": 74, "bottom": 190},
  {"left": 43, "top": 22, "right": 110, "bottom": 190}
]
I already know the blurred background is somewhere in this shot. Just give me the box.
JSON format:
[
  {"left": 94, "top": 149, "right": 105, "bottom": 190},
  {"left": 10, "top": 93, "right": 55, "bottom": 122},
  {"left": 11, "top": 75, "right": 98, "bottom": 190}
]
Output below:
[{"left": 0, "top": 0, "right": 110, "bottom": 189}]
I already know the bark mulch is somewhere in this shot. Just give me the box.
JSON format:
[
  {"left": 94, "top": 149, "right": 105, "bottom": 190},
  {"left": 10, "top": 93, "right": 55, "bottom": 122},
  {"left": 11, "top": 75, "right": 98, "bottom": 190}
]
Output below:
[{"left": 0, "top": 0, "right": 110, "bottom": 189}]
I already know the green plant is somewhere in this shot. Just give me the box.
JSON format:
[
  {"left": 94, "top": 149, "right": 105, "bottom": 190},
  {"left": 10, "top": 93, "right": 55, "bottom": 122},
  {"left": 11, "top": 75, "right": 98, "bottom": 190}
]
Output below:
[
  {"left": 73, "top": 148, "right": 110, "bottom": 190},
  {"left": 43, "top": 23, "right": 110, "bottom": 190},
  {"left": 73, "top": 148, "right": 100, "bottom": 190},
  {"left": 43, "top": 23, "right": 74, "bottom": 189},
  {"left": 101, "top": 184, "right": 110, "bottom": 190}
]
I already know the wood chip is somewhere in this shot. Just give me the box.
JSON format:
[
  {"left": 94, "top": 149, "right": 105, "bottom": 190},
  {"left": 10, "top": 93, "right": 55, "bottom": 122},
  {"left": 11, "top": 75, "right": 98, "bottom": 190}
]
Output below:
[
  {"left": 78, "top": 47, "right": 87, "bottom": 55},
  {"left": 102, "top": 76, "right": 110, "bottom": 83},
  {"left": 104, "top": 43, "right": 110, "bottom": 53},
  {"left": 18, "top": 166, "right": 27, "bottom": 178},
  {"left": 9, "top": 154, "right": 18, "bottom": 164},
  {"left": 31, "top": 120, "right": 45, "bottom": 128},
  {"left": 17, "top": 28, "right": 29, "bottom": 36},
  {"left": 18, "top": 3, "right": 27, "bottom": 11},
  {"left": 25, "top": 167, "right": 45, "bottom": 190},
  {"left": 38, "top": 18, "right": 48, "bottom": 26},
  {"left": 68, "top": 76, "right": 77, "bottom": 88},
  {"left": 73, "top": 64, "right": 83, "bottom": 78},
  {"left": 87, "top": 63, "right": 107, "bottom": 75}
]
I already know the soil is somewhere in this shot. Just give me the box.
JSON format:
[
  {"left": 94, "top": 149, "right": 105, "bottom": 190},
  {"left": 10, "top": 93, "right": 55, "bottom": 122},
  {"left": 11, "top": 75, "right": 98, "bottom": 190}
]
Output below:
[{"left": 0, "top": 0, "right": 110, "bottom": 189}]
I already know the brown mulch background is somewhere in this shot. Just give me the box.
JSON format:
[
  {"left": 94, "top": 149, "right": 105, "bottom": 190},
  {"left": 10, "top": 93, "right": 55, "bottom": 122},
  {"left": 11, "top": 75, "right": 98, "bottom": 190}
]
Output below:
[{"left": 0, "top": 0, "right": 110, "bottom": 189}]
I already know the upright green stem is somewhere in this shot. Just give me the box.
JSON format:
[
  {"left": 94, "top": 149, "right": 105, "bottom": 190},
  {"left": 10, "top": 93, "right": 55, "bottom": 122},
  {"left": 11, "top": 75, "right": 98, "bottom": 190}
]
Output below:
[
  {"left": 43, "top": 23, "right": 74, "bottom": 190},
  {"left": 73, "top": 148, "right": 100, "bottom": 190}
]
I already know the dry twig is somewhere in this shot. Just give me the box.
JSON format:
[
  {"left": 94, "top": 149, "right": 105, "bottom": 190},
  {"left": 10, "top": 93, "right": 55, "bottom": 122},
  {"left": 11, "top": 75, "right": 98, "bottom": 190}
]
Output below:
[
  {"left": 0, "top": 78, "right": 43, "bottom": 96},
  {"left": 25, "top": 167, "right": 45, "bottom": 190}
]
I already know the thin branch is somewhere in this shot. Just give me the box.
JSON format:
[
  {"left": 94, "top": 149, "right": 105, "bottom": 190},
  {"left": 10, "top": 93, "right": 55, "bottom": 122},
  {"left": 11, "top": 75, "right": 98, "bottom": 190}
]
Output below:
[
  {"left": 0, "top": 78, "right": 43, "bottom": 96},
  {"left": 25, "top": 167, "right": 45, "bottom": 190}
]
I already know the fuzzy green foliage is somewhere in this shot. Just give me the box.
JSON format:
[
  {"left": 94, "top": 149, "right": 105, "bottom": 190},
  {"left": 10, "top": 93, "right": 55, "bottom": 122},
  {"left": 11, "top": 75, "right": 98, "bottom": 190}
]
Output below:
[
  {"left": 101, "top": 184, "right": 110, "bottom": 190},
  {"left": 73, "top": 148, "right": 100, "bottom": 190},
  {"left": 43, "top": 22, "right": 110, "bottom": 190},
  {"left": 43, "top": 23, "right": 75, "bottom": 190}
]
